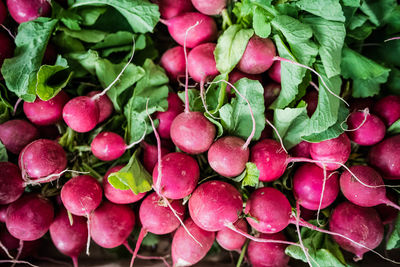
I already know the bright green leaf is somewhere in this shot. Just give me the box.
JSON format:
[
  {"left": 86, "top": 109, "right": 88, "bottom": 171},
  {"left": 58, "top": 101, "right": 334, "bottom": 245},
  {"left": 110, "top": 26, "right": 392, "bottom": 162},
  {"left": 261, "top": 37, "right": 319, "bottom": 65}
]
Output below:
[
  {"left": 253, "top": 6, "right": 272, "bottom": 38},
  {"left": 60, "top": 26, "right": 107, "bottom": 43},
  {"left": 242, "top": 162, "right": 260, "bottom": 187},
  {"left": 387, "top": 212, "right": 400, "bottom": 250},
  {"left": 296, "top": 0, "right": 345, "bottom": 22},
  {"left": 388, "top": 119, "right": 400, "bottom": 135}
]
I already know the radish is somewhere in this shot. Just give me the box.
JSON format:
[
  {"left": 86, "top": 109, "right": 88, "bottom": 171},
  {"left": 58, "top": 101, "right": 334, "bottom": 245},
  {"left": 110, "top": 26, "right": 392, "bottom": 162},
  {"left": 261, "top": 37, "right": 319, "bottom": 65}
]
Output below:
[
  {"left": 264, "top": 82, "right": 281, "bottom": 107},
  {"left": 373, "top": 95, "right": 400, "bottom": 126},
  {"left": 293, "top": 163, "right": 339, "bottom": 210},
  {"left": 304, "top": 90, "right": 318, "bottom": 116},
  {"left": 290, "top": 141, "right": 311, "bottom": 158},
  {"left": 19, "top": 139, "right": 67, "bottom": 184},
  {"left": 0, "top": 162, "right": 24, "bottom": 205},
  {"left": 369, "top": 135, "right": 400, "bottom": 179},
  {"left": 155, "top": 92, "right": 184, "bottom": 139},
  {"left": 86, "top": 91, "right": 114, "bottom": 123},
  {"left": 0, "top": 1, "right": 6, "bottom": 24},
  {"left": 62, "top": 96, "right": 100, "bottom": 133},
  {"left": 187, "top": 43, "right": 218, "bottom": 83},
  {"left": 237, "top": 35, "right": 276, "bottom": 74},
  {"left": 49, "top": 208, "right": 88, "bottom": 267},
  {"left": 6, "top": 0, "right": 50, "bottom": 23},
  {"left": 0, "top": 205, "right": 7, "bottom": 222},
  {"left": 61, "top": 175, "right": 103, "bottom": 217},
  {"left": 268, "top": 61, "right": 281, "bottom": 83},
  {"left": 157, "top": 0, "right": 194, "bottom": 19},
  {"left": 152, "top": 152, "right": 200, "bottom": 199},
  {"left": 6, "top": 194, "right": 54, "bottom": 241},
  {"left": 103, "top": 165, "right": 146, "bottom": 204},
  {"left": 171, "top": 218, "right": 215, "bottom": 267},
  {"left": 339, "top": 165, "right": 400, "bottom": 210},
  {"left": 142, "top": 142, "right": 170, "bottom": 173},
  {"left": 216, "top": 219, "right": 248, "bottom": 252},
  {"left": 329, "top": 202, "right": 384, "bottom": 261},
  {"left": 0, "top": 120, "right": 39, "bottom": 154},
  {"left": 90, "top": 201, "right": 135, "bottom": 248},
  {"left": 247, "top": 232, "right": 290, "bottom": 267},
  {"left": 347, "top": 110, "right": 385, "bottom": 146},
  {"left": 191, "top": 0, "right": 226, "bottom": 15},
  {"left": 0, "top": 31, "right": 14, "bottom": 69},
  {"left": 23, "top": 90, "right": 69, "bottom": 126},
  {"left": 160, "top": 47, "right": 187, "bottom": 83},
  {"left": 226, "top": 70, "right": 262, "bottom": 97},
  {"left": 163, "top": 12, "right": 217, "bottom": 48},
  {"left": 376, "top": 192, "right": 399, "bottom": 224},
  {"left": 188, "top": 180, "right": 243, "bottom": 231}
]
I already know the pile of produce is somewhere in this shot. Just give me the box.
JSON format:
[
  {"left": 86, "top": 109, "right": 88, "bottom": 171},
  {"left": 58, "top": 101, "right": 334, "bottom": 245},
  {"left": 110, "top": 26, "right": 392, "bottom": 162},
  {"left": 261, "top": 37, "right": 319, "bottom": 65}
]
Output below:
[{"left": 0, "top": 0, "right": 399, "bottom": 266}]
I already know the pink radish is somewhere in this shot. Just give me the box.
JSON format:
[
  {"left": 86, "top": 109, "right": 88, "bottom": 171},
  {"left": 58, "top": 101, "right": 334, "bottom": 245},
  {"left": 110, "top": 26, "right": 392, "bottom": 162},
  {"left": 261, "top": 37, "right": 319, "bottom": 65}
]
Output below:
[
  {"left": 187, "top": 42, "right": 218, "bottom": 83},
  {"left": 373, "top": 95, "right": 400, "bottom": 126},
  {"left": 191, "top": 0, "right": 226, "bottom": 15},
  {"left": 216, "top": 219, "right": 248, "bottom": 251},
  {"left": 0, "top": 162, "right": 24, "bottom": 205},
  {"left": 268, "top": 61, "right": 281, "bottom": 83},
  {"left": 160, "top": 46, "right": 187, "bottom": 83},
  {"left": 86, "top": 91, "right": 114, "bottom": 123},
  {"left": 0, "top": 120, "right": 39, "bottom": 154},
  {"left": 62, "top": 96, "right": 100, "bottom": 133},
  {"left": 142, "top": 142, "right": 170, "bottom": 173},
  {"left": 155, "top": 92, "right": 184, "bottom": 139},
  {"left": 369, "top": 135, "right": 400, "bottom": 179},
  {"left": 156, "top": 0, "right": 194, "bottom": 19},
  {"left": 103, "top": 165, "right": 146, "bottom": 204},
  {"left": 347, "top": 110, "right": 386, "bottom": 146},
  {"left": 6, "top": 0, "right": 51, "bottom": 23},
  {"left": 290, "top": 141, "right": 311, "bottom": 158}
]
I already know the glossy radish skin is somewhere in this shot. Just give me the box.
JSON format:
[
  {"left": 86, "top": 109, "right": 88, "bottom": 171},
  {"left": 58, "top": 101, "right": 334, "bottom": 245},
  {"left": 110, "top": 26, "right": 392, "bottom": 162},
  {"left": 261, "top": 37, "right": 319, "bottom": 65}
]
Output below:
[
  {"left": 290, "top": 141, "right": 311, "bottom": 158},
  {"left": 264, "top": 82, "right": 281, "bottom": 107},
  {"left": 293, "top": 163, "right": 339, "bottom": 210},
  {"left": 86, "top": 91, "right": 114, "bottom": 123},
  {"left": 189, "top": 180, "right": 243, "bottom": 231},
  {"left": 62, "top": 96, "right": 99, "bottom": 133},
  {"left": 90, "top": 201, "right": 135, "bottom": 248},
  {"left": 250, "top": 139, "right": 289, "bottom": 182},
  {"left": 170, "top": 111, "right": 216, "bottom": 154},
  {"left": 247, "top": 232, "right": 290, "bottom": 267},
  {"left": 329, "top": 202, "right": 383, "bottom": 260},
  {"left": 310, "top": 133, "right": 351, "bottom": 171},
  {"left": 61, "top": 175, "right": 103, "bottom": 216},
  {"left": 0, "top": 162, "right": 24, "bottom": 205},
  {"left": 216, "top": 219, "right": 248, "bottom": 251},
  {"left": 49, "top": 208, "right": 88, "bottom": 260},
  {"left": 191, "top": 0, "right": 226, "bottom": 15},
  {"left": 157, "top": 0, "right": 194, "bottom": 19},
  {"left": 227, "top": 70, "right": 262, "bottom": 96},
  {"left": 155, "top": 92, "right": 184, "bottom": 139},
  {"left": 369, "top": 135, "right": 400, "bottom": 179},
  {"left": 245, "top": 187, "right": 291, "bottom": 234},
  {"left": 7, "top": 0, "right": 51, "bottom": 23},
  {"left": 19, "top": 139, "right": 67, "bottom": 182},
  {"left": 207, "top": 136, "right": 249, "bottom": 177},
  {"left": 187, "top": 43, "right": 219, "bottom": 83},
  {"left": 0, "top": 1, "right": 6, "bottom": 24},
  {"left": 166, "top": 12, "right": 217, "bottom": 48},
  {"left": 23, "top": 91, "right": 69, "bottom": 126},
  {"left": 139, "top": 192, "right": 185, "bottom": 235},
  {"left": 373, "top": 95, "right": 400, "bottom": 126},
  {"left": 153, "top": 152, "right": 200, "bottom": 199},
  {"left": 268, "top": 61, "right": 281, "bottom": 83},
  {"left": 6, "top": 194, "right": 54, "bottom": 241},
  {"left": 238, "top": 36, "right": 276, "bottom": 74},
  {"left": 160, "top": 47, "right": 186, "bottom": 83},
  {"left": 0, "top": 31, "right": 14, "bottom": 68},
  {"left": 347, "top": 111, "right": 385, "bottom": 146},
  {"left": 91, "top": 132, "right": 126, "bottom": 161},
  {"left": 142, "top": 142, "right": 170, "bottom": 173},
  {"left": 0, "top": 120, "right": 39, "bottom": 154},
  {"left": 103, "top": 166, "right": 146, "bottom": 204},
  {"left": 172, "top": 218, "right": 215, "bottom": 267}
]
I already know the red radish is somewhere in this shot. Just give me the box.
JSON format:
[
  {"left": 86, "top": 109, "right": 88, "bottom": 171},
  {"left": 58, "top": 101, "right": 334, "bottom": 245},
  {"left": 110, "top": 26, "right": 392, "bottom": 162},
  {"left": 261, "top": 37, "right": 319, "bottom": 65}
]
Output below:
[
  {"left": 160, "top": 46, "right": 187, "bottom": 82},
  {"left": 103, "top": 166, "right": 146, "bottom": 204},
  {"left": 86, "top": 91, "right": 114, "bottom": 123},
  {"left": 0, "top": 205, "right": 7, "bottom": 222},
  {"left": 373, "top": 95, "right": 400, "bottom": 126},
  {"left": 304, "top": 90, "right": 318, "bottom": 116},
  {"left": 157, "top": 0, "right": 194, "bottom": 19},
  {"left": 163, "top": 12, "right": 217, "bottom": 48},
  {"left": 6, "top": 194, "right": 54, "bottom": 241},
  {"left": 247, "top": 232, "right": 290, "bottom": 267},
  {"left": 0, "top": 162, "right": 24, "bottom": 205},
  {"left": 347, "top": 110, "right": 385, "bottom": 146},
  {"left": 62, "top": 96, "right": 100, "bottom": 133},
  {"left": 155, "top": 92, "right": 184, "bottom": 139},
  {"left": 90, "top": 201, "right": 135, "bottom": 248},
  {"left": 264, "top": 82, "right": 281, "bottom": 107},
  {"left": 293, "top": 163, "right": 339, "bottom": 210},
  {"left": 339, "top": 165, "right": 400, "bottom": 210},
  {"left": 189, "top": 180, "right": 243, "bottom": 231},
  {"left": 19, "top": 139, "right": 67, "bottom": 184},
  {"left": 329, "top": 202, "right": 384, "bottom": 260},
  {"left": 191, "top": 0, "right": 226, "bottom": 15},
  {"left": 61, "top": 175, "right": 103, "bottom": 217},
  {"left": 152, "top": 152, "right": 200, "bottom": 199},
  {"left": 49, "top": 208, "right": 88, "bottom": 267},
  {"left": 290, "top": 141, "right": 311, "bottom": 158},
  {"left": 226, "top": 70, "right": 262, "bottom": 96},
  {"left": 6, "top": 0, "right": 50, "bottom": 23},
  {"left": 0, "top": 31, "right": 14, "bottom": 68},
  {"left": 187, "top": 43, "right": 218, "bottom": 83},
  {"left": 23, "top": 91, "right": 69, "bottom": 126},
  {"left": 141, "top": 142, "right": 170, "bottom": 173},
  {"left": 216, "top": 219, "right": 248, "bottom": 251},
  {"left": 0, "top": 1, "right": 6, "bottom": 24},
  {"left": 238, "top": 36, "right": 276, "bottom": 74},
  {"left": 268, "top": 61, "right": 281, "bottom": 83},
  {"left": 171, "top": 218, "right": 215, "bottom": 267},
  {"left": 369, "top": 135, "right": 400, "bottom": 179},
  {"left": 91, "top": 132, "right": 126, "bottom": 161},
  {"left": 0, "top": 120, "right": 39, "bottom": 154}
]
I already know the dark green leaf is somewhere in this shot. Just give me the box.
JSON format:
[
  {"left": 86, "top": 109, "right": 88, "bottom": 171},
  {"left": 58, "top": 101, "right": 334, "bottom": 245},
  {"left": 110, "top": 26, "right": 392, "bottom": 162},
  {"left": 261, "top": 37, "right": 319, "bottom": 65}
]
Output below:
[
  {"left": 360, "top": 0, "right": 396, "bottom": 26},
  {"left": 387, "top": 68, "right": 400, "bottom": 94},
  {"left": 296, "top": 0, "right": 345, "bottom": 22},
  {"left": 0, "top": 86, "right": 12, "bottom": 124}
]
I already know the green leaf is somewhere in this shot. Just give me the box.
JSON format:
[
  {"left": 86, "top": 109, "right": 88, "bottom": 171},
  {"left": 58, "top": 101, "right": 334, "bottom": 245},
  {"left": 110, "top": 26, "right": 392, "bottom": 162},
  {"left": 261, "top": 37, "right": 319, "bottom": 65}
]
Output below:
[
  {"left": 78, "top": 6, "right": 108, "bottom": 26},
  {"left": 295, "top": 0, "right": 345, "bottom": 22},
  {"left": 388, "top": 119, "right": 400, "bottom": 135},
  {"left": 0, "top": 141, "right": 8, "bottom": 162},
  {"left": 242, "top": 162, "right": 260, "bottom": 187},
  {"left": 108, "top": 149, "right": 152, "bottom": 194},
  {"left": 60, "top": 26, "right": 108, "bottom": 43},
  {"left": 387, "top": 212, "right": 400, "bottom": 250},
  {"left": 253, "top": 6, "right": 272, "bottom": 38},
  {"left": 72, "top": 0, "right": 160, "bottom": 33},
  {"left": 124, "top": 59, "right": 169, "bottom": 143},
  {"left": 1, "top": 18, "right": 58, "bottom": 102},
  {"left": 388, "top": 68, "right": 400, "bottom": 95},
  {"left": 360, "top": 0, "right": 396, "bottom": 26},
  {"left": 215, "top": 25, "right": 254, "bottom": 74},
  {"left": 0, "top": 86, "right": 12, "bottom": 124}
]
